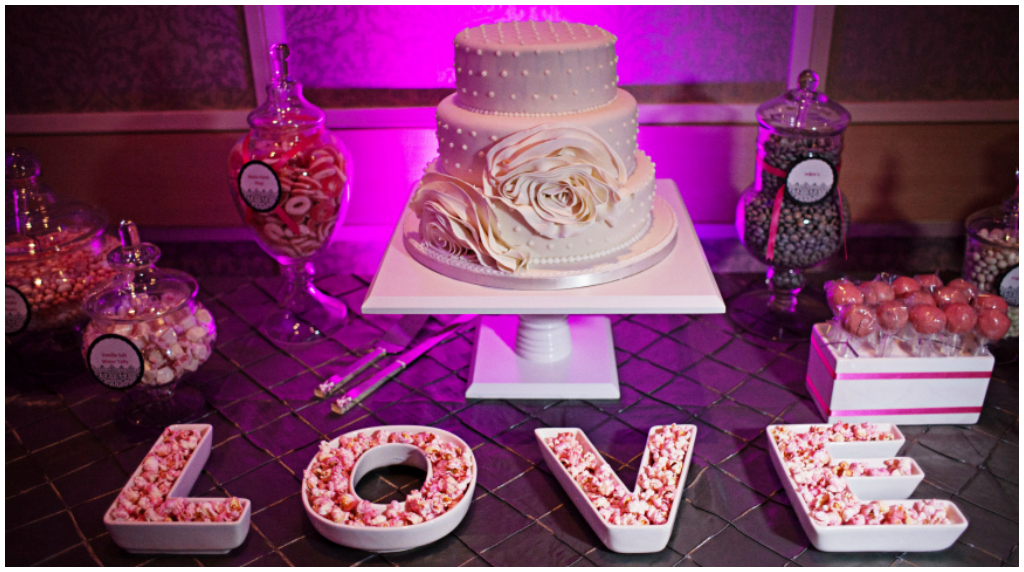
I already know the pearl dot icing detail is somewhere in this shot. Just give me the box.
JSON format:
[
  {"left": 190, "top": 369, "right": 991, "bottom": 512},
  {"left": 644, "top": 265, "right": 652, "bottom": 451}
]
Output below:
[
  {"left": 500, "top": 70, "right": 508, "bottom": 77},
  {"left": 510, "top": 94, "right": 516, "bottom": 100},
  {"left": 488, "top": 91, "right": 495, "bottom": 98},
  {"left": 521, "top": 70, "right": 529, "bottom": 76},
  {"left": 480, "top": 70, "right": 488, "bottom": 77}
]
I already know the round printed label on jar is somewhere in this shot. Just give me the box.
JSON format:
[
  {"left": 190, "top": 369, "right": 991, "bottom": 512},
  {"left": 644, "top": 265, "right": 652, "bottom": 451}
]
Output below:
[
  {"left": 238, "top": 160, "right": 282, "bottom": 212},
  {"left": 998, "top": 265, "right": 1019, "bottom": 307},
  {"left": 87, "top": 334, "right": 144, "bottom": 390},
  {"left": 5, "top": 285, "right": 30, "bottom": 335},
  {"left": 786, "top": 158, "right": 836, "bottom": 204}
]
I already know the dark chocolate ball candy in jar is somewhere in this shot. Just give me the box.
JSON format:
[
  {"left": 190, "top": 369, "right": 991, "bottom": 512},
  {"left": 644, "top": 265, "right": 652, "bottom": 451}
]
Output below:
[{"left": 731, "top": 70, "right": 851, "bottom": 341}]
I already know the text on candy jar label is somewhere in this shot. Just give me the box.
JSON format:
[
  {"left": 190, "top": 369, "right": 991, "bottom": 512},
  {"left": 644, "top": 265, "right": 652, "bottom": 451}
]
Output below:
[
  {"left": 238, "top": 160, "right": 282, "bottom": 212},
  {"left": 786, "top": 158, "right": 836, "bottom": 204},
  {"left": 5, "top": 284, "right": 30, "bottom": 335},
  {"left": 87, "top": 334, "right": 144, "bottom": 389}
]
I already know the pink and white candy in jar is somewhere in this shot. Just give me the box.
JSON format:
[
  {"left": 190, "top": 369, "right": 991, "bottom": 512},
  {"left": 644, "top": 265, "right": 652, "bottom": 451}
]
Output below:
[
  {"left": 82, "top": 221, "right": 215, "bottom": 423},
  {"left": 228, "top": 43, "right": 351, "bottom": 344}
]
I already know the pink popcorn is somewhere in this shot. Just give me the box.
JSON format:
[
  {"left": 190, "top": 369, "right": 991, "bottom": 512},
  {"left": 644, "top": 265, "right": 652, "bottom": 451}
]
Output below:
[
  {"left": 303, "top": 430, "right": 475, "bottom": 528},
  {"left": 543, "top": 424, "right": 692, "bottom": 526},
  {"left": 106, "top": 428, "right": 243, "bottom": 523},
  {"left": 770, "top": 423, "right": 951, "bottom": 527}
]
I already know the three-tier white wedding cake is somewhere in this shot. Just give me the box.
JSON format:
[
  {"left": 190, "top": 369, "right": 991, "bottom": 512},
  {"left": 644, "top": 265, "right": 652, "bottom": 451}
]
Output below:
[{"left": 408, "top": 21, "right": 656, "bottom": 275}]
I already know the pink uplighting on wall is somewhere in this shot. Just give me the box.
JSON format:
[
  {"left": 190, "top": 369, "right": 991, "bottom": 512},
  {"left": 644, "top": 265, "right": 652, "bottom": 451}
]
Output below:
[{"left": 284, "top": 5, "right": 791, "bottom": 90}]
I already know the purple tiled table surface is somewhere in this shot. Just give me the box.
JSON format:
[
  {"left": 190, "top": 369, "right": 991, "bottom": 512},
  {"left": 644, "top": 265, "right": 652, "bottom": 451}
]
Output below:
[{"left": 6, "top": 240, "right": 1018, "bottom": 567}]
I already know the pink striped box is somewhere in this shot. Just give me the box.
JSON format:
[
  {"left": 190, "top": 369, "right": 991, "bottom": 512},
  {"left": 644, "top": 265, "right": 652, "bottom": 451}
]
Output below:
[{"left": 806, "top": 324, "right": 995, "bottom": 425}]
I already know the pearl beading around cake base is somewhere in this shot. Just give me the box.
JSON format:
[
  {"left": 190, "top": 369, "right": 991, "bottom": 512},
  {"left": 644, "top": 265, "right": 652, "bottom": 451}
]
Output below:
[{"left": 403, "top": 195, "right": 677, "bottom": 291}]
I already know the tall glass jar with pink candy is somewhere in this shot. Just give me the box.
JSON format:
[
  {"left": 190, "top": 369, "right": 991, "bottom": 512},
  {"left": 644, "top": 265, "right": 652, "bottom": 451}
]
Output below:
[
  {"left": 228, "top": 43, "right": 352, "bottom": 344},
  {"left": 82, "top": 221, "right": 216, "bottom": 425}
]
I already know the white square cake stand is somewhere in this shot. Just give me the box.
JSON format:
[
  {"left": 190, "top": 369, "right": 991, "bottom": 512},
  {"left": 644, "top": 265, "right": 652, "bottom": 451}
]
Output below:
[{"left": 362, "top": 180, "right": 725, "bottom": 400}]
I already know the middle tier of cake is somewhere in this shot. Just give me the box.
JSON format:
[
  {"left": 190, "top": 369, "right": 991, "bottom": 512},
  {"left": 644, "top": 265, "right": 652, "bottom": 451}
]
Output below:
[
  {"left": 422, "top": 150, "right": 655, "bottom": 264},
  {"left": 436, "top": 88, "right": 639, "bottom": 183}
]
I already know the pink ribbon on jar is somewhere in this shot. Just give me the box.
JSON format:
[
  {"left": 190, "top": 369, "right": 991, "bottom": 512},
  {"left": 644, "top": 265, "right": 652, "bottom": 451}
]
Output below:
[
  {"left": 238, "top": 127, "right": 326, "bottom": 237},
  {"left": 761, "top": 160, "right": 846, "bottom": 262}
]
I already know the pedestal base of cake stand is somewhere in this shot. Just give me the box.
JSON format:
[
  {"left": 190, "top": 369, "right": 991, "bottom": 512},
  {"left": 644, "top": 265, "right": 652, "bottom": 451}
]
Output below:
[
  {"left": 362, "top": 180, "right": 726, "bottom": 403},
  {"left": 466, "top": 314, "right": 619, "bottom": 400}
]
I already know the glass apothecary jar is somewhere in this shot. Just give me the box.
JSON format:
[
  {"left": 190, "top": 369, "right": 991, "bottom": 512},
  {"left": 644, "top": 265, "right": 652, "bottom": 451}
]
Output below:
[
  {"left": 731, "top": 70, "right": 852, "bottom": 341},
  {"left": 5, "top": 149, "right": 118, "bottom": 334},
  {"left": 228, "top": 43, "right": 352, "bottom": 344},
  {"left": 82, "top": 221, "right": 216, "bottom": 423},
  {"left": 963, "top": 180, "right": 1018, "bottom": 341}
]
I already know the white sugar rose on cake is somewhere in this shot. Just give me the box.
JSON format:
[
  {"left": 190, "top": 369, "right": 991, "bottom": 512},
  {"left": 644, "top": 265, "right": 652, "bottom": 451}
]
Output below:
[{"left": 405, "top": 21, "right": 672, "bottom": 287}]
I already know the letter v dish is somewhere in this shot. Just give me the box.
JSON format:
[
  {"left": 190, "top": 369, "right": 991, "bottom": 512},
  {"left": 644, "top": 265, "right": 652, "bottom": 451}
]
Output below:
[{"left": 536, "top": 424, "right": 695, "bottom": 553}]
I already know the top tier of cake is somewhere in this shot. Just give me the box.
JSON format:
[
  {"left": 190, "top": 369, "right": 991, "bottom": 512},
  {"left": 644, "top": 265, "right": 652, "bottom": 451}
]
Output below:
[{"left": 453, "top": 21, "right": 619, "bottom": 116}]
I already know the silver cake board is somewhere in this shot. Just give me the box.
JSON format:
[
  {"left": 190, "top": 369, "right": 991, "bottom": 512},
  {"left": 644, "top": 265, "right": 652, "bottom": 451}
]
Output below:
[{"left": 362, "top": 180, "right": 725, "bottom": 400}]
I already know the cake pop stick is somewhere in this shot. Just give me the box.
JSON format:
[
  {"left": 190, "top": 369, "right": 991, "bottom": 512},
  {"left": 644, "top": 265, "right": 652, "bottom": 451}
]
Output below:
[
  {"left": 909, "top": 305, "right": 947, "bottom": 357},
  {"left": 876, "top": 300, "right": 909, "bottom": 356},
  {"left": 942, "top": 303, "right": 977, "bottom": 356},
  {"left": 914, "top": 273, "right": 943, "bottom": 294}
]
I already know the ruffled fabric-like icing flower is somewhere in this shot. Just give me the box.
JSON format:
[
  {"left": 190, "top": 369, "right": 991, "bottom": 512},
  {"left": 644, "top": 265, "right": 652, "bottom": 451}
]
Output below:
[
  {"left": 411, "top": 172, "right": 529, "bottom": 273},
  {"left": 483, "top": 124, "right": 628, "bottom": 239}
]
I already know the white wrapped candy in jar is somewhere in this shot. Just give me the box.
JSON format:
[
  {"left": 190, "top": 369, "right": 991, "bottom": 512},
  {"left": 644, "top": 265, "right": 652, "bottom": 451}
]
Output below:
[{"left": 82, "top": 221, "right": 216, "bottom": 391}]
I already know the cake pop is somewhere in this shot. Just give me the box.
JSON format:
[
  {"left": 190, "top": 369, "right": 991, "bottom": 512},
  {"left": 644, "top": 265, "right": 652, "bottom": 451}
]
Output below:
[
  {"left": 859, "top": 281, "right": 895, "bottom": 306},
  {"left": 914, "top": 274, "right": 943, "bottom": 294},
  {"left": 934, "top": 286, "right": 969, "bottom": 309},
  {"left": 842, "top": 304, "right": 880, "bottom": 337},
  {"left": 892, "top": 276, "right": 922, "bottom": 298},
  {"left": 974, "top": 293, "right": 1009, "bottom": 314}
]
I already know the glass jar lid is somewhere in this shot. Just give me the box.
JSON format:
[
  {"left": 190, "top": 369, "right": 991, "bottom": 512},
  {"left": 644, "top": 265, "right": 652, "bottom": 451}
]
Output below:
[
  {"left": 966, "top": 173, "right": 1019, "bottom": 247},
  {"left": 5, "top": 148, "right": 108, "bottom": 261},
  {"left": 756, "top": 70, "right": 851, "bottom": 136},
  {"left": 247, "top": 43, "right": 325, "bottom": 137},
  {"left": 84, "top": 221, "right": 199, "bottom": 322}
]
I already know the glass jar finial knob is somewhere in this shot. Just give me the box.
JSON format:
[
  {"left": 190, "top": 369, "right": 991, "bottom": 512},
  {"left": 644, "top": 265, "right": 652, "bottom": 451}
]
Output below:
[{"left": 797, "top": 69, "right": 819, "bottom": 92}]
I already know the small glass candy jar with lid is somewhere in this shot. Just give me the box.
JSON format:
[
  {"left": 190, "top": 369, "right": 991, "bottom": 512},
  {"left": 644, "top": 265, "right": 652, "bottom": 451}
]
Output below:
[
  {"left": 731, "top": 70, "right": 852, "bottom": 340},
  {"left": 82, "top": 221, "right": 216, "bottom": 399},
  {"left": 963, "top": 180, "right": 1018, "bottom": 339},
  {"left": 5, "top": 149, "right": 118, "bottom": 334}
]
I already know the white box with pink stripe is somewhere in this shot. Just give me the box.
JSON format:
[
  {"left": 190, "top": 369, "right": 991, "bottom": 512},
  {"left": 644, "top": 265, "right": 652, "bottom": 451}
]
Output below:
[{"left": 806, "top": 324, "right": 995, "bottom": 425}]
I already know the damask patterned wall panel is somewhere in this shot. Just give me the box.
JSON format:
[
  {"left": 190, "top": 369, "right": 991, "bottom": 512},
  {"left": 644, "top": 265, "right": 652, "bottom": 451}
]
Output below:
[
  {"left": 6, "top": 6, "right": 254, "bottom": 114},
  {"left": 284, "top": 5, "right": 792, "bottom": 107},
  {"left": 828, "top": 6, "right": 1018, "bottom": 102}
]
